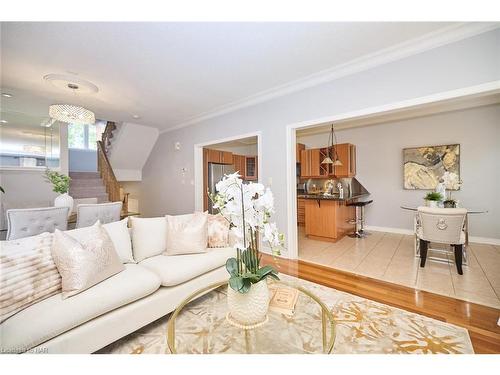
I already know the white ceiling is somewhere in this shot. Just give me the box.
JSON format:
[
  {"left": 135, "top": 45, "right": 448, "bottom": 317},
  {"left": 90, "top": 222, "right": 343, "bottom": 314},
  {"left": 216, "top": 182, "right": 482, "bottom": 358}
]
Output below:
[{"left": 1, "top": 22, "right": 495, "bottom": 131}]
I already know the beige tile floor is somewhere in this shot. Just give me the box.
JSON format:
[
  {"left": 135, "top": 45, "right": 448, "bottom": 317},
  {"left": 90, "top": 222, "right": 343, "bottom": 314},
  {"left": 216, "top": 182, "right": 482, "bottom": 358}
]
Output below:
[{"left": 298, "top": 226, "right": 500, "bottom": 309}]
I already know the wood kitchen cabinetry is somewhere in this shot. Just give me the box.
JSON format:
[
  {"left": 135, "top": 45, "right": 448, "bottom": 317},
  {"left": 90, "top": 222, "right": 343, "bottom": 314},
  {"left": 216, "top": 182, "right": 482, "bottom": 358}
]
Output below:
[
  {"left": 300, "top": 148, "right": 331, "bottom": 178},
  {"left": 296, "top": 143, "right": 305, "bottom": 163},
  {"left": 333, "top": 143, "right": 356, "bottom": 177},
  {"left": 298, "top": 143, "right": 356, "bottom": 178},
  {"left": 206, "top": 148, "right": 233, "bottom": 164},
  {"left": 297, "top": 198, "right": 305, "bottom": 226},
  {"left": 232, "top": 154, "right": 246, "bottom": 177},
  {"left": 244, "top": 156, "right": 258, "bottom": 180},
  {"left": 304, "top": 199, "right": 355, "bottom": 241}
]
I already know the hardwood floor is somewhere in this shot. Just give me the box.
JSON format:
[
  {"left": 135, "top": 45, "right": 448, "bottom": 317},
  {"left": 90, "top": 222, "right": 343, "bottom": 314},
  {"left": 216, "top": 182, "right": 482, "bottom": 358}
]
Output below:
[{"left": 261, "top": 253, "right": 500, "bottom": 353}]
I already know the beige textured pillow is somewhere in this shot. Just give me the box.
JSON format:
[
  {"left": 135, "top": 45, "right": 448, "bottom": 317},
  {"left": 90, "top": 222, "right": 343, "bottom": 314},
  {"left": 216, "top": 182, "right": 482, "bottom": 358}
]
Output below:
[
  {"left": 207, "top": 214, "right": 230, "bottom": 248},
  {"left": 51, "top": 222, "right": 124, "bottom": 298},
  {"left": 0, "top": 233, "right": 61, "bottom": 323},
  {"left": 164, "top": 212, "right": 208, "bottom": 255}
]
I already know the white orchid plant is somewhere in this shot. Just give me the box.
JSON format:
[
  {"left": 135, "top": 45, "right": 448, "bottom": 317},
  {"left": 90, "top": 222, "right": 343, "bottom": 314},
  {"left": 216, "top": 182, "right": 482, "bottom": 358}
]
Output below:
[
  {"left": 209, "top": 173, "right": 285, "bottom": 294},
  {"left": 441, "top": 171, "right": 463, "bottom": 201}
]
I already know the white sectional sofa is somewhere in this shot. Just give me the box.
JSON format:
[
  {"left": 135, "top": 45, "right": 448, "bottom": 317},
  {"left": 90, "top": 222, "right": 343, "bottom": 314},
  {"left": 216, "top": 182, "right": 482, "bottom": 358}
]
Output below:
[{"left": 0, "top": 225, "right": 235, "bottom": 354}]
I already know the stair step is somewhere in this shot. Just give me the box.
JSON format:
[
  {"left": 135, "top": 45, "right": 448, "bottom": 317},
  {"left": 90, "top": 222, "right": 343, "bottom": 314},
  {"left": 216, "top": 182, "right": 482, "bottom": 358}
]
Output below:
[
  {"left": 70, "top": 186, "right": 107, "bottom": 197},
  {"left": 70, "top": 178, "right": 105, "bottom": 187},
  {"left": 69, "top": 172, "right": 101, "bottom": 179},
  {"left": 71, "top": 192, "right": 110, "bottom": 201}
]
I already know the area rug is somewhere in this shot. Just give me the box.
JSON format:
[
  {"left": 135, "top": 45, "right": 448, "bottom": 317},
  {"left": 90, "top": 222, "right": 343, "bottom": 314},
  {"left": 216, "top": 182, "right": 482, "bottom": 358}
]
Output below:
[{"left": 99, "top": 274, "right": 473, "bottom": 354}]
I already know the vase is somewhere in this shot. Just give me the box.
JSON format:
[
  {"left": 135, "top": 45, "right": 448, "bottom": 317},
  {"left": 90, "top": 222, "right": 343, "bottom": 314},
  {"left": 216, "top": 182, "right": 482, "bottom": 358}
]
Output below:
[
  {"left": 227, "top": 280, "right": 270, "bottom": 326},
  {"left": 54, "top": 193, "right": 74, "bottom": 217},
  {"left": 425, "top": 200, "right": 438, "bottom": 208}
]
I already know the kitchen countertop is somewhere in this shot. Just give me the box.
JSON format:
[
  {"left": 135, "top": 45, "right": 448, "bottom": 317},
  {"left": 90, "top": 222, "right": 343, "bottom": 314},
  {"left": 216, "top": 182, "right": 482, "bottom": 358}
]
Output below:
[{"left": 297, "top": 193, "right": 370, "bottom": 202}]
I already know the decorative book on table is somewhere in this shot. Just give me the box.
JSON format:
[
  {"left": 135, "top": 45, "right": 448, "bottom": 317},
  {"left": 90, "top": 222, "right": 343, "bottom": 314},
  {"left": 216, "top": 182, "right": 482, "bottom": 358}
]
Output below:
[{"left": 268, "top": 284, "right": 299, "bottom": 316}]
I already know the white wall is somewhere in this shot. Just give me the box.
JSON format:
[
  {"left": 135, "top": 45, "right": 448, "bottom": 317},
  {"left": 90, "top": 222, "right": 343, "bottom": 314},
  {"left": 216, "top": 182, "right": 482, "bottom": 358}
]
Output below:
[
  {"left": 109, "top": 122, "right": 159, "bottom": 181},
  {"left": 209, "top": 143, "right": 258, "bottom": 156},
  {"left": 297, "top": 104, "right": 500, "bottom": 239},
  {"left": 136, "top": 29, "right": 500, "bottom": 251}
]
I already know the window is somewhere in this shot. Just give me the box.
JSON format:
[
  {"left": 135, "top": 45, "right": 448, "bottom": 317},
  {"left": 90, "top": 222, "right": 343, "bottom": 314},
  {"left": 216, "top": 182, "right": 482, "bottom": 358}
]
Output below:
[{"left": 68, "top": 121, "right": 105, "bottom": 150}]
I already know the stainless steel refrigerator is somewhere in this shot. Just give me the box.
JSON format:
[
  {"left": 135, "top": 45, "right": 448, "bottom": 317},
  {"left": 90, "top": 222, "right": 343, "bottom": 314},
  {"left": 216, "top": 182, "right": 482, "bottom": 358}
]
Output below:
[{"left": 208, "top": 163, "right": 235, "bottom": 214}]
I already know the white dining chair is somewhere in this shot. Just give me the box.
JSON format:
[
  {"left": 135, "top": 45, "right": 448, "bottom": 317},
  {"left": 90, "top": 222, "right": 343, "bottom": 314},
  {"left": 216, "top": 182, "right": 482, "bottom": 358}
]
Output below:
[
  {"left": 6, "top": 206, "right": 69, "bottom": 240},
  {"left": 416, "top": 206, "right": 467, "bottom": 275},
  {"left": 75, "top": 202, "right": 122, "bottom": 228}
]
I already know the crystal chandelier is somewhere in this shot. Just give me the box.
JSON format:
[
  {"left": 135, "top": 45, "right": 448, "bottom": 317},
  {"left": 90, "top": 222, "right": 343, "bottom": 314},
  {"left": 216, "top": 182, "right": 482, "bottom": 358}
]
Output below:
[
  {"left": 49, "top": 104, "right": 95, "bottom": 125},
  {"left": 321, "top": 124, "right": 342, "bottom": 166}
]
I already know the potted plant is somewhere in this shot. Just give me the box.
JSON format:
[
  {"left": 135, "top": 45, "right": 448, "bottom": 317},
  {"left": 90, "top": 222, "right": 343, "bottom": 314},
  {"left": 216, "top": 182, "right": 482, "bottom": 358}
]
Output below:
[
  {"left": 443, "top": 199, "right": 457, "bottom": 208},
  {"left": 44, "top": 168, "right": 73, "bottom": 217},
  {"left": 210, "top": 173, "right": 284, "bottom": 327},
  {"left": 424, "top": 192, "right": 443, "bottom": 208}
]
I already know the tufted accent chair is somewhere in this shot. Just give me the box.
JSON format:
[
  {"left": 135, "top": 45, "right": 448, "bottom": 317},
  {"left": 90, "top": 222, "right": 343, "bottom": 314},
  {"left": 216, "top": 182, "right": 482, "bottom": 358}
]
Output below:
[
  {"left": 6, "top": 206, "right": 69, "bottom": 240},
  {"left": 76, "top": 202, "right": 122, "bottom": 229}
]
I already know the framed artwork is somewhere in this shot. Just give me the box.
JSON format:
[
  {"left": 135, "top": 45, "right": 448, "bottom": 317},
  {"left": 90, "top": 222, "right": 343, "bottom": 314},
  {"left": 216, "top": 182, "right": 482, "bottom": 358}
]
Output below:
[{"left": 403, "top": 144, "right": 460, "bottom": 190}]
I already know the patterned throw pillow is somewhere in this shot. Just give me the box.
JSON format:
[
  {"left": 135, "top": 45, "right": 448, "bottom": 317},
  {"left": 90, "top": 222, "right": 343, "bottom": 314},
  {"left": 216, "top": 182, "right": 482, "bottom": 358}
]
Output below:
[
  {"left": 207, "top": 214, "right": 230, "bottom": 248},
  {"left": 0, "top": 233, "right": 61, "bottom": 323},
  {"left": 51, "top": 221, "right": 124, "bottom": 298}
]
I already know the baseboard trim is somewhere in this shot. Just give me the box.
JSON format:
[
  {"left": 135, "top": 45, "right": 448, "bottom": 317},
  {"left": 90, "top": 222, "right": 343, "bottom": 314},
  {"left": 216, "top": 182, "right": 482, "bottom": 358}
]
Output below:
[{"left": 364, "top": 226, "right": 500, "bottom": 245}]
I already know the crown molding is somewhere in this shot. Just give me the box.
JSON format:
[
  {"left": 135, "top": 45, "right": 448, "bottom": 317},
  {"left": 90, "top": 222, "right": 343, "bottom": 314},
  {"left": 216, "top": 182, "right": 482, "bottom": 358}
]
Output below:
[{"left": 160, "top": 22, "right": 500, "bottom": 134}]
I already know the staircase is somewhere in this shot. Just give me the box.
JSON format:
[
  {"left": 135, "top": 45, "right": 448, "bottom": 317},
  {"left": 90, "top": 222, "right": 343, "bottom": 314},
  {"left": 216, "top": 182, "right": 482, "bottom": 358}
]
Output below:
[
  {"left": 69, "top": 172, "right": 110, "bottom": 203},
  {"left": 68, "top": 122, "right": 129, "bottom": 211}
]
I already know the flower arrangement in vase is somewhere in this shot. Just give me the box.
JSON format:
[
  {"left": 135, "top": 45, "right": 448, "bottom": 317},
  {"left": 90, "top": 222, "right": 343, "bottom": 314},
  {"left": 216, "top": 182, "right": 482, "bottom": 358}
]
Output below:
[
  {"left": 44, "top": 168, "right": 73, "bottom": 217},
  {"left": 210, "top": 173, "right": 284, "bottom": 327},
  {"left": 442, "top": 171, "right": 462, "bottom": 207}
]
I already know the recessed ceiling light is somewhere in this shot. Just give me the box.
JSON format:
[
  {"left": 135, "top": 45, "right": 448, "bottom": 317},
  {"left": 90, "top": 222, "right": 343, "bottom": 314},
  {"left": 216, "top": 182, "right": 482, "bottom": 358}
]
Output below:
[
  {"left": 1, "top": 93, "right": 13, "bottom": 98},
  {"left": 132, "top": 114, "right": 141, "bottom": 119},
  {"left": 0, "top": 119, "right": 7, "bottom": 123}
]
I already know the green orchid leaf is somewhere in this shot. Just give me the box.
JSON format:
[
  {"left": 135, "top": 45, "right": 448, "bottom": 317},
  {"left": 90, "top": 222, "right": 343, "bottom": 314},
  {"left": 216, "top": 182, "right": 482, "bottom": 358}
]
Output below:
[
  {"left": 226, "top": 258, "right": 238, "bottom": 277},
  {"left": 256, "top": 265, "right": 277, "bottom": 277},
  {"left": 228, "top": 276, "right": 243, "bottom": 292}
]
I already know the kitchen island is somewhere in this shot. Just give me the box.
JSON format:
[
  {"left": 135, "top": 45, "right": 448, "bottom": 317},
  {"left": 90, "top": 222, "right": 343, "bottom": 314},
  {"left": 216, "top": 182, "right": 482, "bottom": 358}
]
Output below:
[{"left": 298, "top": 192, "right": 369, "bottom": 242}]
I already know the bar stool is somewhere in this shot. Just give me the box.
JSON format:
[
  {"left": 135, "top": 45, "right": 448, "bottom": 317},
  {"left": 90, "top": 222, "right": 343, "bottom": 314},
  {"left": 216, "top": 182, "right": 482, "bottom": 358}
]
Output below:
[{"left": 347, "top": 200, "right": 373, "bottom": 238}]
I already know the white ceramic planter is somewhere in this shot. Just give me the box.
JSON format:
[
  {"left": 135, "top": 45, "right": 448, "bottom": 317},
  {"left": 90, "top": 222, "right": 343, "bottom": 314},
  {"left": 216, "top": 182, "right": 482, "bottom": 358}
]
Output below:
[
  {"left": 227, "top": 280, "right": 270, "bottom": 325},
  {"left": 54, "top": 193, "right": 74, "bottom": 217},
  {"left": 425, "top": 200, "right": 439, "bottom": 208}
]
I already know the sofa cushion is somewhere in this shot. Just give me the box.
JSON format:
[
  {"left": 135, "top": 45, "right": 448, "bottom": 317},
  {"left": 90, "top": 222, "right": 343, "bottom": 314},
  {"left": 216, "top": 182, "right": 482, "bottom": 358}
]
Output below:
[
  {"left": 165, "top": 212, "right": 208, "bottom": 255},
  {"left": 130, "top": 217, "right": 167, "bottom": 262},
  {"left": 0, "top": 233, "right": 61, "bottom": 323},
  {"left": 0, "top": 264, "right": 161, "bottom": 353},
  {"left": 139, "top": 247, "right": 236, "bottom": 287},
  {"left": 102, "top": 218, "right": 135, "bottom": 263},
  {"left": 52, "top": 225, "right": 125, "bottom": 299}
]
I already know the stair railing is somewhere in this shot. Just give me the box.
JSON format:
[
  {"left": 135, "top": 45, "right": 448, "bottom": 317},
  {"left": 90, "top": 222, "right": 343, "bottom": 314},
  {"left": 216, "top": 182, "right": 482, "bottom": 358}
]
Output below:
[{"left": 97, "top": 121, "right": 123, "bottom": 208}]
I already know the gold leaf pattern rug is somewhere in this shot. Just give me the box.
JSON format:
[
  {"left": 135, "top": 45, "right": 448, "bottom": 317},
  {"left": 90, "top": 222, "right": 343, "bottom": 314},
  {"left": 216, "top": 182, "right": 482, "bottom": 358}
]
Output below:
[{"left": 98, "top": 275, "right": 473, "bottom": 354}]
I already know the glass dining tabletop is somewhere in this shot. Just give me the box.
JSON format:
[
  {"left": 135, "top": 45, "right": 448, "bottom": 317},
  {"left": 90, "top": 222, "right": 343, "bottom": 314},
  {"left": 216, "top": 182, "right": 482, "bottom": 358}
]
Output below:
[{"left": 400, "top": 206, "right": 487, "bottom": 214}]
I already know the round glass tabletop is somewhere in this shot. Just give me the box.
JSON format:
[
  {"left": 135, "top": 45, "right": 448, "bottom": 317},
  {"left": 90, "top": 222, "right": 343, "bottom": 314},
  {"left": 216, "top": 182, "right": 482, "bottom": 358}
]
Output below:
[{"left": 167, "top": 280, "right": 336, "bottom": 354}]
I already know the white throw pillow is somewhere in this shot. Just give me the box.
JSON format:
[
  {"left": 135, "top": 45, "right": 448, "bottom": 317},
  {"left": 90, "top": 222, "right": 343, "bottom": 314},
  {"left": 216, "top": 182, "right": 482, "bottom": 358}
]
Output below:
[
  {"left": 102, "top": 218, "right": 135, "bottom": 263},
  {"left": 164, "top": 212, "right": 208, "bottom": 255},
  {"left": 130, "top": 216, "right": 167, "bottom": 262},
  {"left": 51, "top": 222, "right": 124, "bottom": 299}
]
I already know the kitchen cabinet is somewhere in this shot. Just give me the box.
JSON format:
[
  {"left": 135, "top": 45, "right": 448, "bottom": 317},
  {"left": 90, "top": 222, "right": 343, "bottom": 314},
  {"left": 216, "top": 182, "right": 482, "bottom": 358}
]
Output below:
[
  {"left": 297, "top": 198, "right": 305, "bottom": 225},
  {"left": 333, "top": 143, "right": 356, "bottom": 177},
  {"left": 300, "top": 148, "right": 330, "bottom": 178},
  {"left": 304, "top": 199, "right": 355, "bottom": 241},
  {"left": 232, "top": 154, "right": 246, "bottom": 177},
  {"left": 245, "top": 156, "right": 258, "bottom": 180},
  {"left": 205, "top": 148, "right": 233, "bottom": 164},
  {"left": 296, "top": 143, "right": 305, "bottom": 163}
]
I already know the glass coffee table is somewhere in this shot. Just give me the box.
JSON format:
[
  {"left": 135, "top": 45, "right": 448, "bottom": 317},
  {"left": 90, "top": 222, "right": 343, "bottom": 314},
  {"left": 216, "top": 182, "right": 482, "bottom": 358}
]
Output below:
[{"left": 167, "top": 280, "right": 335, "bottom": 354}]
